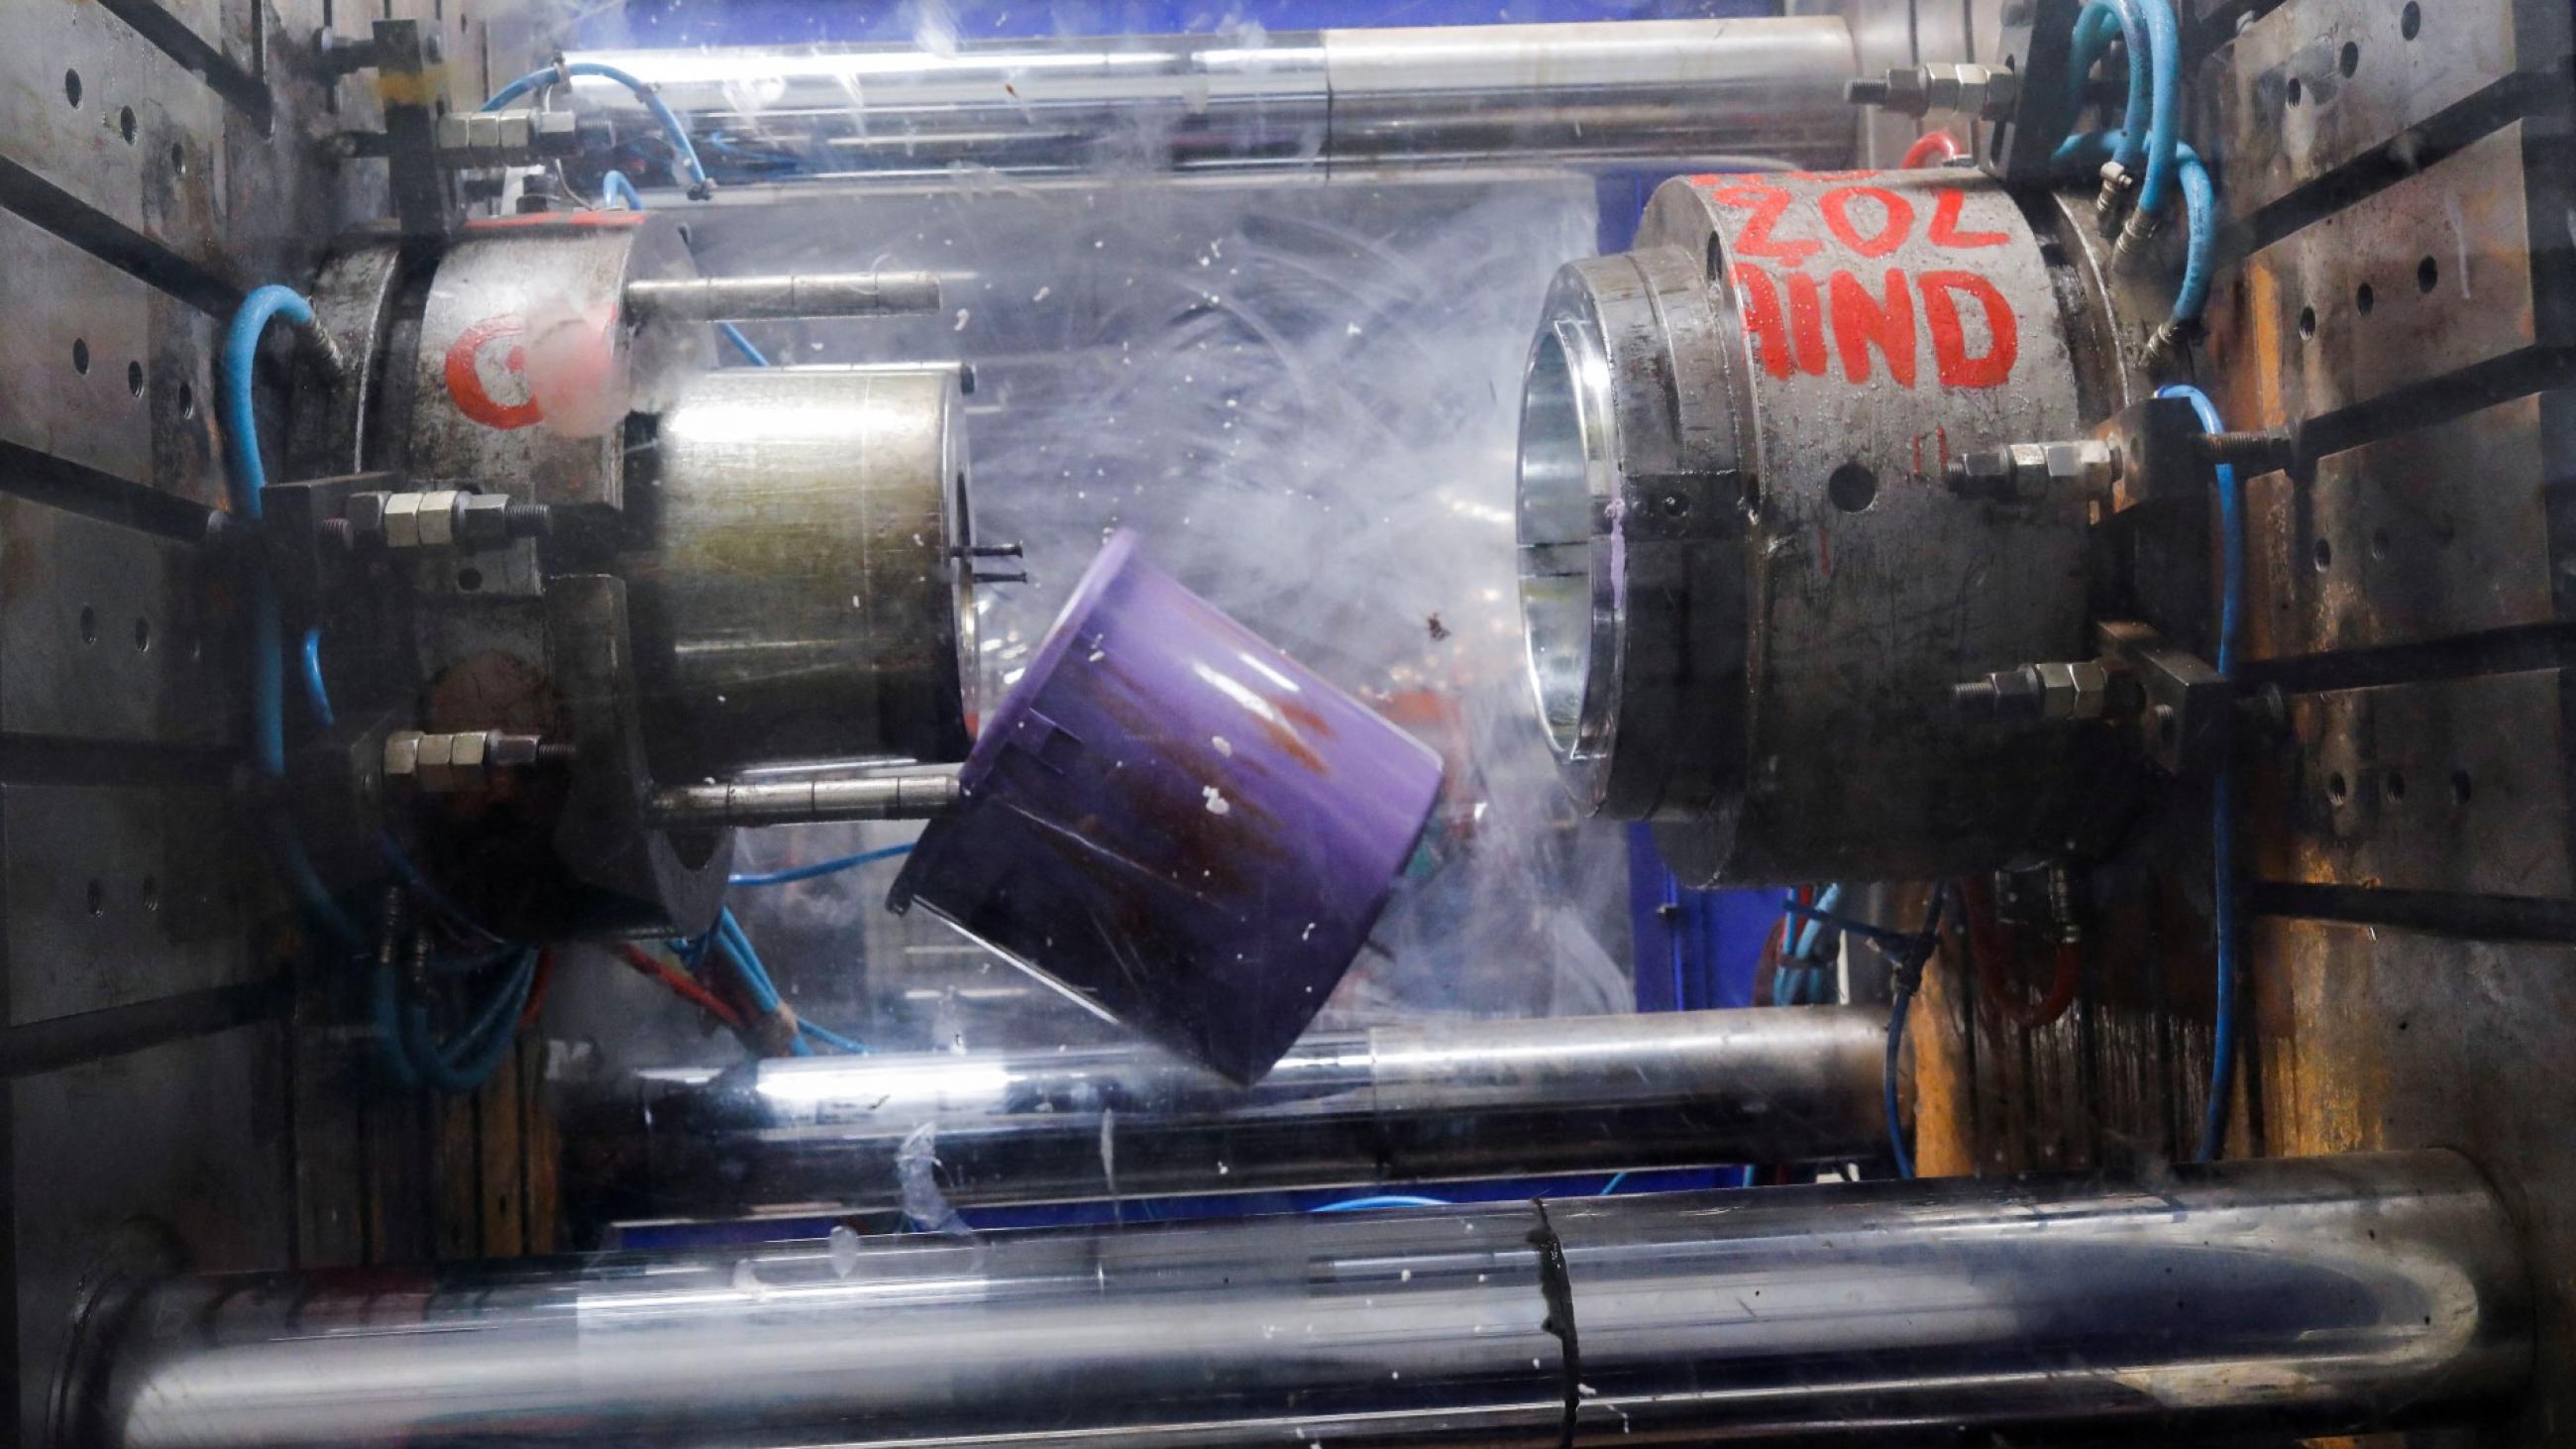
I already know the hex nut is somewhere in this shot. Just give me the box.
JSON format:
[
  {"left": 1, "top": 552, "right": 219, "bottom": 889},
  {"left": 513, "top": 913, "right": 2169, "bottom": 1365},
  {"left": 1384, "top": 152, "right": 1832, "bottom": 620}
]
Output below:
[
  {"left": 448, "top": 729, "right": 488, "bottom": 787},
  {"left": 414, "top": 732, "right": 460, "bottom": 793},
  {"left": 384, "top": 729, "right": 425, "bottom": 780},
  {"left": 344, "top": 492, "right": 390, "bottom": 538},
  {"left": 2041, "top": 440, "right": 2119, "bottom": 496},
  {"left": 415, "top": 490, "right": 462, "bottom": 548},
  {"left": 486, "top": 731, "right": 542, "bottom": 769},
  {"left": 2035, "top": 660, "right": 2111, "bottom": 721},
  {"left": 458, "top": 493, "right": 515, "bottom": 548},
  {"left": 1921, "top": 62, "right": 2018, "bottom": 122},
  {"left": 382, "top": 493, "right": 427, "bottom": 549}
]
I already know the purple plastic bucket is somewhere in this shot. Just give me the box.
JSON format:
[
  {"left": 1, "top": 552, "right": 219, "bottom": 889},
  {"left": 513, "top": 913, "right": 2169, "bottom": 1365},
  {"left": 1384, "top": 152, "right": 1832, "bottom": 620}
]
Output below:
[{"left": 888, "top": 530, "right": 1445, "bottom": 1082}]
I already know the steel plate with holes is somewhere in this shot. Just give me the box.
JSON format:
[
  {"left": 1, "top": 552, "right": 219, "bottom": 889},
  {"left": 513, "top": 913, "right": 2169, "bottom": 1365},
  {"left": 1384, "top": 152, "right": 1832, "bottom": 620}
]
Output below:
[
  {"left": 0, "top": 499, "right": 233, "bottom": 745},
  {"left": 2200, "top": 0, "right": 2573, "bottom": 226},
  {"left": 0, "top": 211, "right": 158, "bottom": 487},
  {"left": 0, "top": 0, "right": 227, "bottom": 268},
  {"left": 3, "top": 785, "right": 254, "bottom": 1025},
  {"left": 2274, "top": 670, "right": 2572, "bottom": 900},
  {"left": 2245, "top": 392, "right": 2559, "bottom": 658},
  {"left": 2207, "top": 120, "right": 2572, "bottom": 434}
]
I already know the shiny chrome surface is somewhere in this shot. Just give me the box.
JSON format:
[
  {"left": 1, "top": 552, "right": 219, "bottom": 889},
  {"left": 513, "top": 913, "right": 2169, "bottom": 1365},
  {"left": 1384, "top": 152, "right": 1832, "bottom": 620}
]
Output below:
[
  {"left": 645, "top": 766, "right": 965, "bottom": 828},
  {"left": 573, "top": 1007, "right": 1885, "bottom": 1223},
  {"left": 623, "top": 271, "right": 945, "bottom": 322},
  {"left": 567, "top": 19, "right": 1859, "bottom": 183},
  {"left": 1515, "top": 311, "right": 1619, "bottom": 762},
  {"left": 626, "top": 367, "right": 977, "bottom": 780},
  {"left": 72, "top": 1153, "right": 2527, "bottom": 1446}
]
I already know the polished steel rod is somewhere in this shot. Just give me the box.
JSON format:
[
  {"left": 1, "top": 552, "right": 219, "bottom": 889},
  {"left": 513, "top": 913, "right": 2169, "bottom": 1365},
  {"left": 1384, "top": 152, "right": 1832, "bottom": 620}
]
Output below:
[
  {"left": 646, "top": 767, "right": 965, "bottom": 827},
  {"left": 67, "top": 1152, "right": 2528, "bottom": 1447},
  {"left": 623, "top": 271, "right": 945, "bottom": 322},
  {"left": 571, "top": 1006, "right": 1886, "bottom": 1224},
  {"left": 567, "top": 18, "right": 1860, "bottom": 183}
]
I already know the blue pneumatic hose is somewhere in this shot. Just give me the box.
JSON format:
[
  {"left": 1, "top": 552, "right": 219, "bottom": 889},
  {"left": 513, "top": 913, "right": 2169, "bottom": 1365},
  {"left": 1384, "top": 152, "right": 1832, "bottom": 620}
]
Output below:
[
  {"left": 2160, "top": 383, "right": 2243, "bottom": 1163},
  {"left": 484, "top": 60, "right": 711, "bottom": 196},
  {"left": 224, "top": 286, "right": 364, "bottom": 949},
  {"left": 2130, "top": 0, "right": 2184, "bottom": 214},
  {"left": 2069, "top": 0, "right": 2151, "bottom": 172}
]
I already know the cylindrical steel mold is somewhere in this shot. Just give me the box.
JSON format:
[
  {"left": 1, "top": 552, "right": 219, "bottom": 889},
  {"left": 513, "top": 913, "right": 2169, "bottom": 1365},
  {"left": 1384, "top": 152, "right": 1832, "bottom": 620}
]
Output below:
[
  {"left": 572, "top": 1006, "right": 1885, "bottom": 1224},
  {"left": 65, "top": 1152, "right": 2531, "bottom": 1447},
  {"left": 889, "top": 530, "right": 1445, "bottom": 1084},
  {"left": 624, "top": 366, "right": 978, "bottom": 778},
  {"left": 563, "top": 19, "right": 1860, "bottom": 182},
  {"left": 1517, "top": 167, "right": 2119, "bottom": 886}
]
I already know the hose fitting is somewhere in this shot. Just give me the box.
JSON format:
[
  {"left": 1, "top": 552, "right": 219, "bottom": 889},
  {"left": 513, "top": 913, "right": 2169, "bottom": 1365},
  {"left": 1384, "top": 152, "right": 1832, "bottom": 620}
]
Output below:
[
  {"left": 2113, "top": 205, "right": 2165, "bottom": 274},
  {"left": 2094, "top": 162, "right": 2137, "bottom": 238}
]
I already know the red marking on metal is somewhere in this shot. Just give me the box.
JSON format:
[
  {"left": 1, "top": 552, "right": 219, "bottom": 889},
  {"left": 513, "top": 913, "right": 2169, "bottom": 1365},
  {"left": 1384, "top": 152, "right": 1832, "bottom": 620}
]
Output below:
[
  {"left": 1733, "top": 264, "right": 1794, "bottom": 381},
  {"left": 1828, "top": 268, "right": 1917, "bottom": 388},
  {"left": 1937, "top": 426, "right": 1951, "bottom": 476},
  {"left": 1919, "top": 271, "right": 2020, "bottom": 389},
  {"left": 443, "top": 313, "right": 544, "bottom": 430},
  {"left": 1928, "top": 189, "right": 2010, "bottom": 249},
  {"left": 464, "top": 210, "right": 648, "bottom": 231},
  {"left": 1785, "top": 271, "right": 1829, "bottom": 377},
  {"left": 1819, "top": 186, "right": 1915, "bottom": 259},
  {"left": 1705, "top": 177, "right": 1822, "bottom": 269}
]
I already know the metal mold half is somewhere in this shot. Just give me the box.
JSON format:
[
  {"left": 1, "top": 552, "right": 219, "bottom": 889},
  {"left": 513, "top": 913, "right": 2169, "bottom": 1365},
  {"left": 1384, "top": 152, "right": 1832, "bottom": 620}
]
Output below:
[
  {"left": 622, "top": 366, "right": 978, "bottom": 782},
  {"left": 1518, "top": 168, "right": 2113, "bottom": 886}
]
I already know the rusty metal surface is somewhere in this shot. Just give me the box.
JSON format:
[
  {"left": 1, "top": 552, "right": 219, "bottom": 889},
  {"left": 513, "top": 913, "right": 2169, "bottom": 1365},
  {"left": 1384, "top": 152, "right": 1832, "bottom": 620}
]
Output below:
[
  {"left": 2199, "top": 0, "right": 2573, "bottom": 226},
  {"left": 2252, "top": 919, "right": 2576, "bottom": 1444},
  {"left": 2245, "top": 393, "right": 2559, "bottom": 659},
  {"left": 2205, "top": 120, "right": 2571, "bottom": 435},
  {"left": 2270, "top": 670, "right": 2572, "bottom": 901}
]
